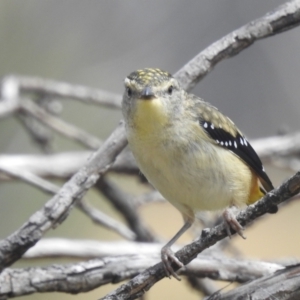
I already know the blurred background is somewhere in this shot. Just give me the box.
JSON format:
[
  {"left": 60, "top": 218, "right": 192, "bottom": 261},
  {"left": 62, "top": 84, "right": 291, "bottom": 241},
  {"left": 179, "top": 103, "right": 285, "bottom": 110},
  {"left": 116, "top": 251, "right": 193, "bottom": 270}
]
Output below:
[{"left": 0, "top": 1, "right": 299, "bottom": 299}]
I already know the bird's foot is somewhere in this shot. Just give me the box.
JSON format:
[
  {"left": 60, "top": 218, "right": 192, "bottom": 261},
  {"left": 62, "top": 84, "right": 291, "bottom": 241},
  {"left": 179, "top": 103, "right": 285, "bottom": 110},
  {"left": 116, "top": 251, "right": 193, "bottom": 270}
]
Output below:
[
  {"left": 223, "top": 208, "right": 246, "bottom": 239},
  {"left": 161, "top": 246, "right": 183, "bottom": 280}
]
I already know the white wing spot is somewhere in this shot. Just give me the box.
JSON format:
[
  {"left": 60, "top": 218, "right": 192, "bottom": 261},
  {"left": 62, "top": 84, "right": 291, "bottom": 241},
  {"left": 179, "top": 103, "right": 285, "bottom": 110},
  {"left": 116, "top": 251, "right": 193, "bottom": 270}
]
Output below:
[
  {"left": 244, "top": 138, "right": 248, "bottom": 146},
  {"left": 204, "top": 122, "right": 208, "bottom": 128},
  {"left": 229, "top": 141, "right": 232, "bottom": 146},
  {"left": 234, "top": 141, "right": 237, "bottom": 148},
  {"left": 220, "top": 141, "right": 224, "bottom": 146},
  {"left": 216, "top": 140, "right": 219, "bottom": 144},
  {"left": 240, "top": 138, "right": 244, "bottom": 145},
  {"left": 211, "top": 123, "right": 214, "bottom": 129},
  {"left": 225, "top": 142, "right": 228, "bottom": 146}
]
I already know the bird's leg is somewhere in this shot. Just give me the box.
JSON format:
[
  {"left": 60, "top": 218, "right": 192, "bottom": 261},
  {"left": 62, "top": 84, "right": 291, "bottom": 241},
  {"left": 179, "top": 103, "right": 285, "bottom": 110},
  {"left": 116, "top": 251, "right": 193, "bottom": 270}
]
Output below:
[
  {"left": 223, "top": 207, "right": 246, "bottom": 239},
  {"left": 161, "top": 220, "right": 192, "bottom": 280}
]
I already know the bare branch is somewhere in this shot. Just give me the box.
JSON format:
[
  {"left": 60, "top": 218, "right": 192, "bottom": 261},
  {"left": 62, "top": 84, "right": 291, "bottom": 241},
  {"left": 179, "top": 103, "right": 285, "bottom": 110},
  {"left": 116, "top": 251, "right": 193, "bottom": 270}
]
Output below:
[
  {"left": 19, "top": 98, "right": 102, "bottom": 149},
  {"left": 0, "top": 155, "right": 135, "bottom": 242},
  {"left": 1, "top": 130, "right": 300, "bottom": 182},
  {"left": 175, "top": 0, "right": 300, "bottom": 91},
  {"left": 211, "top": 264, "right": 300, "bottom": 300},
  {"left": 77, "top": 199, "right": 136, "bottom": 240},
  {"left": 251, "top": 132, "right": 300, "bottom": 160},
  {"left": 0, "top": 121, "right": 127, "bottom": 272},
  {"left": 24, "top": 239, "right": 165, "bottom": 259},
  {"left": 0, "top": 254, "right": 283, "bottom": 298},
  {"left": 0, "top": 151, "right": 90, "bottom": 180},
  {"left": 102, "top": 171, "right": 300, "bottom": 299},
  {"left": 0, "top": 166, "right": 59, "bottom": 195},
  {"left": 1, "top": 75, "right": 122, "bottom": 109},
  {"left": 0, "top": 76, "right": 20, "bottom": 118},
  {"left": 96, "top": 178, "right": 156, "bottom": 242}
]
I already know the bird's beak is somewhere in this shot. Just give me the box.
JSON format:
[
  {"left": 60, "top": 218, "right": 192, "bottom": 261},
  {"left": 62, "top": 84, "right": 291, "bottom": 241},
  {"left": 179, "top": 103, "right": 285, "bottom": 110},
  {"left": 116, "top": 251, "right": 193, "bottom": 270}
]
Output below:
[{"left": 140, "top": 87, "right": 155, "bottom": 100}]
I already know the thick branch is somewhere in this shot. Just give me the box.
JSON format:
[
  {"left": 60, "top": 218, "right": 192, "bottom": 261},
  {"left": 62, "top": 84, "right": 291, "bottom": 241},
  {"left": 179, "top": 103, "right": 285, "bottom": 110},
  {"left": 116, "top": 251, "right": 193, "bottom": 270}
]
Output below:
[
  {"left": 102, "top": 171, "right": 300, "bottom": 299},
  {"left": 0, "top": 255, "right": 283, "bottom": 298},
  {"left": 0, "top": 121, "right": 127, "bottom": 272}
]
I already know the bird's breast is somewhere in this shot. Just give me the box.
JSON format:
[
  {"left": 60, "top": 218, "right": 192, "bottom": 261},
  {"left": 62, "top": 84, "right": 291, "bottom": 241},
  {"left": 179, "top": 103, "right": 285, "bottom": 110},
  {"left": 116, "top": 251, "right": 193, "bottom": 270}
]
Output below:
[{"left": 127, "top": 120, "right": 253, "bottom": 217}]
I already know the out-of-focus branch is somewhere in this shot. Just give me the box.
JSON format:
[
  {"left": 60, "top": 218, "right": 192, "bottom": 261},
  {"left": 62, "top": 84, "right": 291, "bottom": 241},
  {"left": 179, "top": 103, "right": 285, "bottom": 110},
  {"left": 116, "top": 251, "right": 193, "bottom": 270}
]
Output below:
[
  {"left": 0, "top": 254, "right": 283, "bottom": 298},
  {"left": 102, "top": 171, "right": 300, "bottom": 299},
  {"left": 174, "top": 0, "right": 300, "bottom": 91},
  {"left": 0, "top": 151, "right": 91, "bottom": 180},
  {"left": 77, "top": 198, "right": 136, "bottom": 240},
  {"left": 96, "top": 178, "right": 156, "bottom": 242},
  {"left": 1, "top": 75, "right": 122, "bottom": 109},
  {"left": 211, "top": 263, "right": 300, "bottom": 300},
  {"left": 19, "top": 98, "right": 102, "bottom": 149},
  {"left": 1, "top": 131, "right": 300, "bottom": 182},
  {"left": 24, "top": 239, "right": 169, "bottom": 259},
  {"left": 0, "top": 121, "right": 127, "bottom": 272},
  {"left": 251, "top": 132, "right": 300, "bottom": 160},
  {"left": 0, "top": 160, "right": 135, "bottom": 241}
]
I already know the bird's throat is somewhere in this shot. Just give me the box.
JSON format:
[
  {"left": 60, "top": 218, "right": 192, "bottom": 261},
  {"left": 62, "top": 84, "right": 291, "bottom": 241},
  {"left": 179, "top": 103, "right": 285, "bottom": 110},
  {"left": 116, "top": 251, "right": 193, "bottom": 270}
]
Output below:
[{"left": 133, "top": 99, "right": 168, "bottom": 135}]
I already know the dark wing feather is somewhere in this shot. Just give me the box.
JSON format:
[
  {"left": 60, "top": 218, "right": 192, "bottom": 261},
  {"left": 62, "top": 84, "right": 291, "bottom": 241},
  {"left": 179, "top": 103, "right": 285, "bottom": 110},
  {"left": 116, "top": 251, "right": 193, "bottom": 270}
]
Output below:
[{"left": 199, "top": 119, "right": 274, "bottom": 192}]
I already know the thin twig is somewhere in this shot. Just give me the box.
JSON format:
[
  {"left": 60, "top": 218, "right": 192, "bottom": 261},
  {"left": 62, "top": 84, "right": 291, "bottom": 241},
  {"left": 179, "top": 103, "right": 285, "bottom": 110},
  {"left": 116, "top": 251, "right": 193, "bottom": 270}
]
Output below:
[
  {"left": 0, "top": 163, "right": 135, "bottom": 241},
  {"left": 19, "top": 98, "right": 102, "bottom": 149},
  {"left": 2, "top": 75, "right": 122, "bottom": 109},
  {"left": 0, "top": 166, "right": 59, "bottom": 195},
  {"left": 77, "top": 199, "right": 136, "bottom": 240},
  {"left": 251, "top": 132, "right": 300, "bottom": 161},
  {"left": 96, "top": 178, "right": 156, "bottom": 242}
]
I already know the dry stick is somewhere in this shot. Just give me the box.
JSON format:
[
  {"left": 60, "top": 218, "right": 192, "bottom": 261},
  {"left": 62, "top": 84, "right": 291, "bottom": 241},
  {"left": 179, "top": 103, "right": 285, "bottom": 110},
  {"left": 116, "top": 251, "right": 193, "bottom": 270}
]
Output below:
[
  {"left": 251, "top": 132, "right": 300, "bottom": 160},
  {"left": 0, "top": 166, "right": 59, "bottom": 195},
  {"left": 0, "top": 159, "right": 135, "bottom": 241},
  {"left": 19, "top": 98, "right": 101, "bottom": 150},
  {"left": 96, "top": 178, "right": 156, "bottom": 242},
  {"left": 212, "top": 263, "right": 300, "bottom": 300},
  {"left": 102, "top": 171, "right": 300, "bottom": 300},
  {"left": 0, "top": 148, "right": 138, "bottom": 181},
  {"left": 0, "top": 255, "right": 283, "bottom": 298},
  {"left": 2, "top": 75, "right": 122, "bottom": 109},
  {"left": 0, "top": 130, "right": 299, "bottom": 181},
  {"left": 0, "top": 151, "right": 91, "bottom": 180},
  {"left": 77, "top": 199, "right": 136, "bottom": 240},
  {"left": 0, "top": 121, "right": 127, "bottom": 272}
]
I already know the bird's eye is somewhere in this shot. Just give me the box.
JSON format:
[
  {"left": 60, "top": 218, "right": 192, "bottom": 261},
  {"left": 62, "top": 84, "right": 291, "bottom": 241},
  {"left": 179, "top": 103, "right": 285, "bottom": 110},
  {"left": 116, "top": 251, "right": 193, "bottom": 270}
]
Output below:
[
  {"left": 167, "top": 85, "right": 173, "bottom": 95},
  {"left": 126, "top": 87, "right": 132, "bottom": 97}
]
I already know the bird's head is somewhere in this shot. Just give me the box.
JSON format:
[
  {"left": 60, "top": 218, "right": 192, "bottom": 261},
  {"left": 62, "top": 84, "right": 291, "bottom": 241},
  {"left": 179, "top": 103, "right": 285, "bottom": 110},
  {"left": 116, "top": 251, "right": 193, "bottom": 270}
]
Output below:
[{"left": 122, "top": 68, "right": 183, "bottom": 128}]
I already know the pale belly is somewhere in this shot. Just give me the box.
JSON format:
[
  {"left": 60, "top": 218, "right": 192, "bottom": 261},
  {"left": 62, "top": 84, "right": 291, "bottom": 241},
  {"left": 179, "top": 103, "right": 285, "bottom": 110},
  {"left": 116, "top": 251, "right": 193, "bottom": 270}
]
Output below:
[{"left": 128, "top": 132, "right": 252, "bottom": 220}]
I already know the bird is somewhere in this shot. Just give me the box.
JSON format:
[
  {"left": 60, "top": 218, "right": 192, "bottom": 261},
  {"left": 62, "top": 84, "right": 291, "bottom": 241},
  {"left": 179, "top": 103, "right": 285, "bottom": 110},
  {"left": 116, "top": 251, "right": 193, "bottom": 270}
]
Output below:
[{"left": 121, "top": 68, "right": 275, "bottom": 280}]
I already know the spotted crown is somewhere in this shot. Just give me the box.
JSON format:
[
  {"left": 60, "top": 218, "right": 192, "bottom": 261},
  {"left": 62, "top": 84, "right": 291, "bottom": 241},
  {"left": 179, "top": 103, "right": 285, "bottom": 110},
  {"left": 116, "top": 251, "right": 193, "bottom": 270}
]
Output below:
[{"left": 127, "top": 68, "right": 172, "bottom": 87}]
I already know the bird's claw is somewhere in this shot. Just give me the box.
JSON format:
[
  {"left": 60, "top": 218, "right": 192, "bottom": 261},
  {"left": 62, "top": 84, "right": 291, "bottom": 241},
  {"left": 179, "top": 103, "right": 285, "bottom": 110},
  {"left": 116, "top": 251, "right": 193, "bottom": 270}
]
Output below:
[
  {"left": 223, "top": 208, "right": 246, "bottom": 239},
  {"left": 161, "top": 246, "right": 183, "bottom": 280}
]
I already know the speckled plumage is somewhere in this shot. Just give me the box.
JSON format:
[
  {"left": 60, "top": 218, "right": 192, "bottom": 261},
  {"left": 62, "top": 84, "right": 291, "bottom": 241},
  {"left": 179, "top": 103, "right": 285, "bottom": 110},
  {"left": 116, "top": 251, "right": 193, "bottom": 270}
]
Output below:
[{"left": 122, "top": 68, "right": 274, "bottom": 278}]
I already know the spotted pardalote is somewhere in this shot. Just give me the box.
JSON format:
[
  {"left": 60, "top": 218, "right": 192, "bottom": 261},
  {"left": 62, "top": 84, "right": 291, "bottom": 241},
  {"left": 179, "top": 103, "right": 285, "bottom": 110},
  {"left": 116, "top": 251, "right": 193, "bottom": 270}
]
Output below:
[{"left": 121, "top": 68, "right": 275, "bottom": 279}]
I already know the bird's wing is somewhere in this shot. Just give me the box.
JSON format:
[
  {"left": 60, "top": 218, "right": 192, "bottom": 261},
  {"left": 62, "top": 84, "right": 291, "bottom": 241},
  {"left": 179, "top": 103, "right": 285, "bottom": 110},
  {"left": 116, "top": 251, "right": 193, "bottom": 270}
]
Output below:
[{"left": 195, "top": 99, "right": 274, "bottom": 192}]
